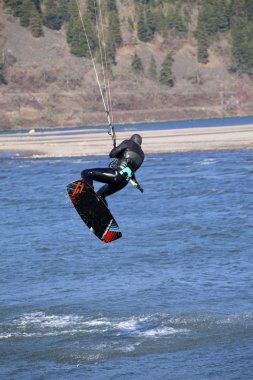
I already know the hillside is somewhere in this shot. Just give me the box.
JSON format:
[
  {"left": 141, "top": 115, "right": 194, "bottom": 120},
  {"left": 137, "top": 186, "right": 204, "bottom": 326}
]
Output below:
[{"left": 0, "top": 0, "right": 253, "bottom": 131}]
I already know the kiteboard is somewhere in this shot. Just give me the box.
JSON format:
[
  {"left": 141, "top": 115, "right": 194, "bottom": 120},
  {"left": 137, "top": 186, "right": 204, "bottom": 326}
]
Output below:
[{"left": 67, "top": 180, "right": 122, "bottom": 243}]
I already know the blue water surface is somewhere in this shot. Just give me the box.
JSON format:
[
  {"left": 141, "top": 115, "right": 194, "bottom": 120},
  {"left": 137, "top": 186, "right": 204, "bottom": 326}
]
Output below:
[
  {"left": 1, "top": 114, "right": 253, "bottom": 136},
  {"left": 0, "top": 148, "right": 253, "bottom": 380}
]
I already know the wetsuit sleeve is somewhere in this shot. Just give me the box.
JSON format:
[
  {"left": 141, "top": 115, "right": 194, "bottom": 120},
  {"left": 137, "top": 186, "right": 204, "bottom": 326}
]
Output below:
[{"left": 109, "top": 140, "right": 128, "bottom": 158}]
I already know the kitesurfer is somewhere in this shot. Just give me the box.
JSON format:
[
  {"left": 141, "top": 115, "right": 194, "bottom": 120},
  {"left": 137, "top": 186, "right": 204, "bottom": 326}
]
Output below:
[{"left": 81, "top": 134, "right": 144, "bottom": 205}]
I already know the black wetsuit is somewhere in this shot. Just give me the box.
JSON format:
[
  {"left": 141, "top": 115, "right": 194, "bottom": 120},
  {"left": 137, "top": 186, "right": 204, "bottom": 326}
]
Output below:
[{"left": 81, "top": 139, "right": 144, "bottom": 203}]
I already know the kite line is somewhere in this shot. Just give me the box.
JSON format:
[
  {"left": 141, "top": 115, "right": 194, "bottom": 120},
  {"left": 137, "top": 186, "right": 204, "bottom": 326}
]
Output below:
[{"left": 74, "top": 0, "right": 116, "bottom": 147}]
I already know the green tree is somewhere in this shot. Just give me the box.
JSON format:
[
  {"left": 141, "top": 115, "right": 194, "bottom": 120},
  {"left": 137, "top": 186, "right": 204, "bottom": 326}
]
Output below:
[
  {"left": 105, "top": 4, "right": 122, "bottom": 64},
  {"left": 68, "top": 0, "right": 79, "bottom": 20},
  {"left": 173, "top": 13, "right": 187, "bottom": 33},
  {"left": 131, "top": 52, "right": 144, "bottom": 72},
  {"left": 229, "top": 0, "right": 247, "bottom": 19},
  {"left": 107, "top": 0, "right": 117, "bottom": 12},
  {"left": 3, "top": 0, "right": 22, "bottom": 16},
  {"left": 148, "top": 55, "right": 157, "bottom": 79},
  {"left": 195, "top": 24, "right": 209, "bottom": 64},
  {"left": 153, "top": 9, "right": 166, "bottom": 35},
  {"left": 109, "top": 11, "right": 122, "bottom": 47},
  {"left": 30, "top": 3, "right": 43, "bottom": 37},
  {"left": 19, "top": 0, "right": 32, "bottom": 27},
  {"left": 67, "top": 0, "right": 82, "bottom": 55},
  {"left": 67, "top": 15, "right": 98, "bottom": 57},
  {"left": 0, "top": 64, "right": 8, "bottom": 85},
  {"left": 217, "top": 0, "right": 230, "bottom": 32},
  {"left": 106, "top": 30, "right": 117, "bottom": 65},
  {"left": 159, "top": 53, "right": 174, "bottom": 86},
  {"left": 44, "top": 0, "right": 62, "bottom": 30},
  {"left": 146, "top": 7, "right": 156, "bottom": 35},
  {"left": 87, "top": 0, "right": 97, "bottom": 23},
  {"left": 58, "top": 0, "right": 70, "bottom": 23},
  {"left": 245, "top": 0, "right": 253, "bottom": 21},
  {"left": 231, "top": 18, "right": 253, "bottom": 74},
  {"left": 197, "top": 0, "right": 230, "bottom": 36},
  {"left": 137, "top": 10, "right": 153, "bottom": 42}
]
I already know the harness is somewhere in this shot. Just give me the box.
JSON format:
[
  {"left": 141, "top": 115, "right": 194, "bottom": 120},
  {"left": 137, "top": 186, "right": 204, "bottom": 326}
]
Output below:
[
  {"left": 118, "top": 166, "right": 133, "bottom": 181},
  {"left": 110, "top": 160, "right": 133, "bottom": 181}
]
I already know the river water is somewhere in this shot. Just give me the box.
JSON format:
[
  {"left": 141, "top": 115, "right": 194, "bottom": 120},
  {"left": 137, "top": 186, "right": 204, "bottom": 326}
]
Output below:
[{"left": 0, "top": 127, "right": 253, "bottom": 379}]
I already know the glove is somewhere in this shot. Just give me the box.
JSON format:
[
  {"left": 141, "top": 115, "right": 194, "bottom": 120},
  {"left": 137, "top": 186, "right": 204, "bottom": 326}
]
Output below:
[{"left": 130, "top": 179, "right": 143, "bottom": 193}]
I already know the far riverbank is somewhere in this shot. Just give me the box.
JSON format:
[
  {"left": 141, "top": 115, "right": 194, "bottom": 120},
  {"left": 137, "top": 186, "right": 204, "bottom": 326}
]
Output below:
[{"left": 0, "top": 119, "right": 252, "bottom": 158}]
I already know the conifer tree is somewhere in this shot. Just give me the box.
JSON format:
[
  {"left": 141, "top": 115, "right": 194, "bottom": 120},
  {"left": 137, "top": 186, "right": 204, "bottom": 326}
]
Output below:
[
  {"left": 33, "top": 0, "right": 40, "bottom": 11},
  {"left": 153, "top": 9, "right": 165, "bottom": 35},
  {"left": 230, "top": 0, "right": 246, "bottom": 18},
  {"left": 245, "top": 0, "right": 253, "bottom": 21},
  {"left": 106, "top": 30, "right": 117, "bottom": 65},
  {"left": 105, "top": 1, "right": 122, "bottom": 64},
  {"left": 67, "top": 14, "right": 98, "bottom": 58},
  {"left": 67, "top": 18, "right": 88, "bottom": 57},
  {"left": 19, "top": 0, "right": 32, "bottom": 27},
  {"left": 195, "top": 25, "right": 209, "bottom": 64},
  {"left": 58, "top": 0, "right": 70, "bottom": 23},
  {"left": 109, "top": 11, "right": 122, "bottom": 47},
  {"left": 194, "top": 4, "right": 210, "bottom": 64},
  {"left": 0, "top": 64, "right": 8, "bottom": 85},
  {"left": 146, "top": 7, "right": 156, "bottom": 35},
  {"left": 217, "top": 0, "right": 230, "bottom": 32},
  {"left": 231, "top": 18, "right": 253, "bottom": 74},
  {"left": 3, "top": 0, "right": 22, "bottom": 16},
  {"left": 87, "top": 0, "right": 97, "bottom": 23},
  {"left": 148, "top": 55, "right": 157, "bottom": 79},
  {"left": 68, "top": 0, "right": 79, "bottom": 20},
  {"left": 173, "top": 13, "right": 187, "bottom": 33},
  {"left": 131, "top": 53, "right": 144, "bottom": 73},
  {"left": 137, "top": 9, "right": 153, "bottom": 42},
  {"left": 107, "top": 0, "right": 117, "bottom": 12},
  {"left": 159, "top": 53, "right": 174, "bottom": 86},
  {"left": 44, "top": 0, "right": 62, "bottom": 30},
  {"left": 67, "top": 0, "right": 80, "bottom": 51},
  {"left": 30, "top": 3, "right": 43, "bottom": 37}
]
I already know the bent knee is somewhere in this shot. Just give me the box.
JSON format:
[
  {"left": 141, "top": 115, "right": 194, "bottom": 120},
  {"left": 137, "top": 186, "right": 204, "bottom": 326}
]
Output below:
[{"left": 81, "top": 169, "right": 90, "bottom": 179}]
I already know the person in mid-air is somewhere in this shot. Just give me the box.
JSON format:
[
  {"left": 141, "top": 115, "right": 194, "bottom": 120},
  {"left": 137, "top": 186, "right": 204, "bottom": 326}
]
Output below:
[{"left": 81, "top": 134, "right": 144, "bottom": 205}]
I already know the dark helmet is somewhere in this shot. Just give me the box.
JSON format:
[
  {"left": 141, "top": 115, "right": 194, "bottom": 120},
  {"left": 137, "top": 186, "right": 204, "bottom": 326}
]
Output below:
[{"left": 130, "top": 133, "right": 142, "bottom": 145}]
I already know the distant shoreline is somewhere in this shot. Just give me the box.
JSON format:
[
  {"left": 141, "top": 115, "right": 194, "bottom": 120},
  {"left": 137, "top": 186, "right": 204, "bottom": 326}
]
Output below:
[
  {"left": 0, "top": 123, "right": 252, "bottom": 159},
  {"left": 1, "top": 114, "right": 253, "bottom": 134}
]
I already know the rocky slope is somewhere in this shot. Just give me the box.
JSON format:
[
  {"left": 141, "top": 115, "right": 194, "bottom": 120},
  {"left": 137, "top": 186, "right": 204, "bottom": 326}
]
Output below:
[{"left": 0, "top": 2, "right": 253, "bottom": 131}]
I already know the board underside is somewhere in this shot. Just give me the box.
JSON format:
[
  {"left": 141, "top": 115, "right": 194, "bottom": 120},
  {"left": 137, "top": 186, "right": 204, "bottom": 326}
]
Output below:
[{"left": 67, "top": 180, "right": 122, "bottom": 243}]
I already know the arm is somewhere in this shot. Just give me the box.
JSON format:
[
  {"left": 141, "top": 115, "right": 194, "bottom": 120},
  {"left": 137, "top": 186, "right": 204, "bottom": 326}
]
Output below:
[{"left": 109, "top": 140, "right": 128, "bottom": 158}]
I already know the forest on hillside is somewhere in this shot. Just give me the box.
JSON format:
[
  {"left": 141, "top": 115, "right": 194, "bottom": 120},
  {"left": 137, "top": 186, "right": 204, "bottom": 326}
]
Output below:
[{"left": 1, "top": 0, "right": 253, "bottom": 87}]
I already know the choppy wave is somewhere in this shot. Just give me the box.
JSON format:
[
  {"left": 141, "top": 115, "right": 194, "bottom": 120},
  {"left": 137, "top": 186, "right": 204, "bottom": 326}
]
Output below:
[
  {"left": 193, "top": 158, "right": 217, "bottom": 165},
  {"left": 1, "top": 149, "right": 253, "bottom": 379},
  {"left": 1, "top": 311, "right": 252, "bottom": 342},
  {"left": 0, "top": 152, "right": 24, "bottom": 160},
  {"left": 0, "top": 312, "right": 190, "bottom": 340}
]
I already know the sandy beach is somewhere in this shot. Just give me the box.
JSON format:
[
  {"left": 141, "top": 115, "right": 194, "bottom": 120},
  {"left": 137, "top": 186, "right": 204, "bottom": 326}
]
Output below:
[{"left": 0, "top": 124, "right": 253, "bottom": 158}]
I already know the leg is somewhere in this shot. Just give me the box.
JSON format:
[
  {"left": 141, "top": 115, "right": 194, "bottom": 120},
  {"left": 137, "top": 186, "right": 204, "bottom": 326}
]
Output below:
[
  {"left": 81, "top": 168, "right": 127, "bottom": 202},
  {"left": 81, "top": 168, "right": 120, "bottom": 187}
]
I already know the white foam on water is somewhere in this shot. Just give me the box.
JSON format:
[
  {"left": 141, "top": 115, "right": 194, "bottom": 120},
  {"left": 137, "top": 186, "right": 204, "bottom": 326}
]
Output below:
[
  {"left": 139, "top": 327, "right": 189, "bottom": 338},
  {"left": 13, "top": 312, "right": 82, "bottom": 329},
  {"left": 116, "top": 318, "right": 143, "bottom": 331},
  {"left": 193, "top": 158, "right": 217, "bottom": 166},
  {"left": 0, "top": 333, "right": 13, "bottom": 339},
  {"left": 119, "top": 344, "right": 137, "bottom": 352},
  {"left": 81, "top": 318, "right": 112, "bottom": 328},
  {"left": 1, "top": 312, "right": 207, "bottom": 341}
]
